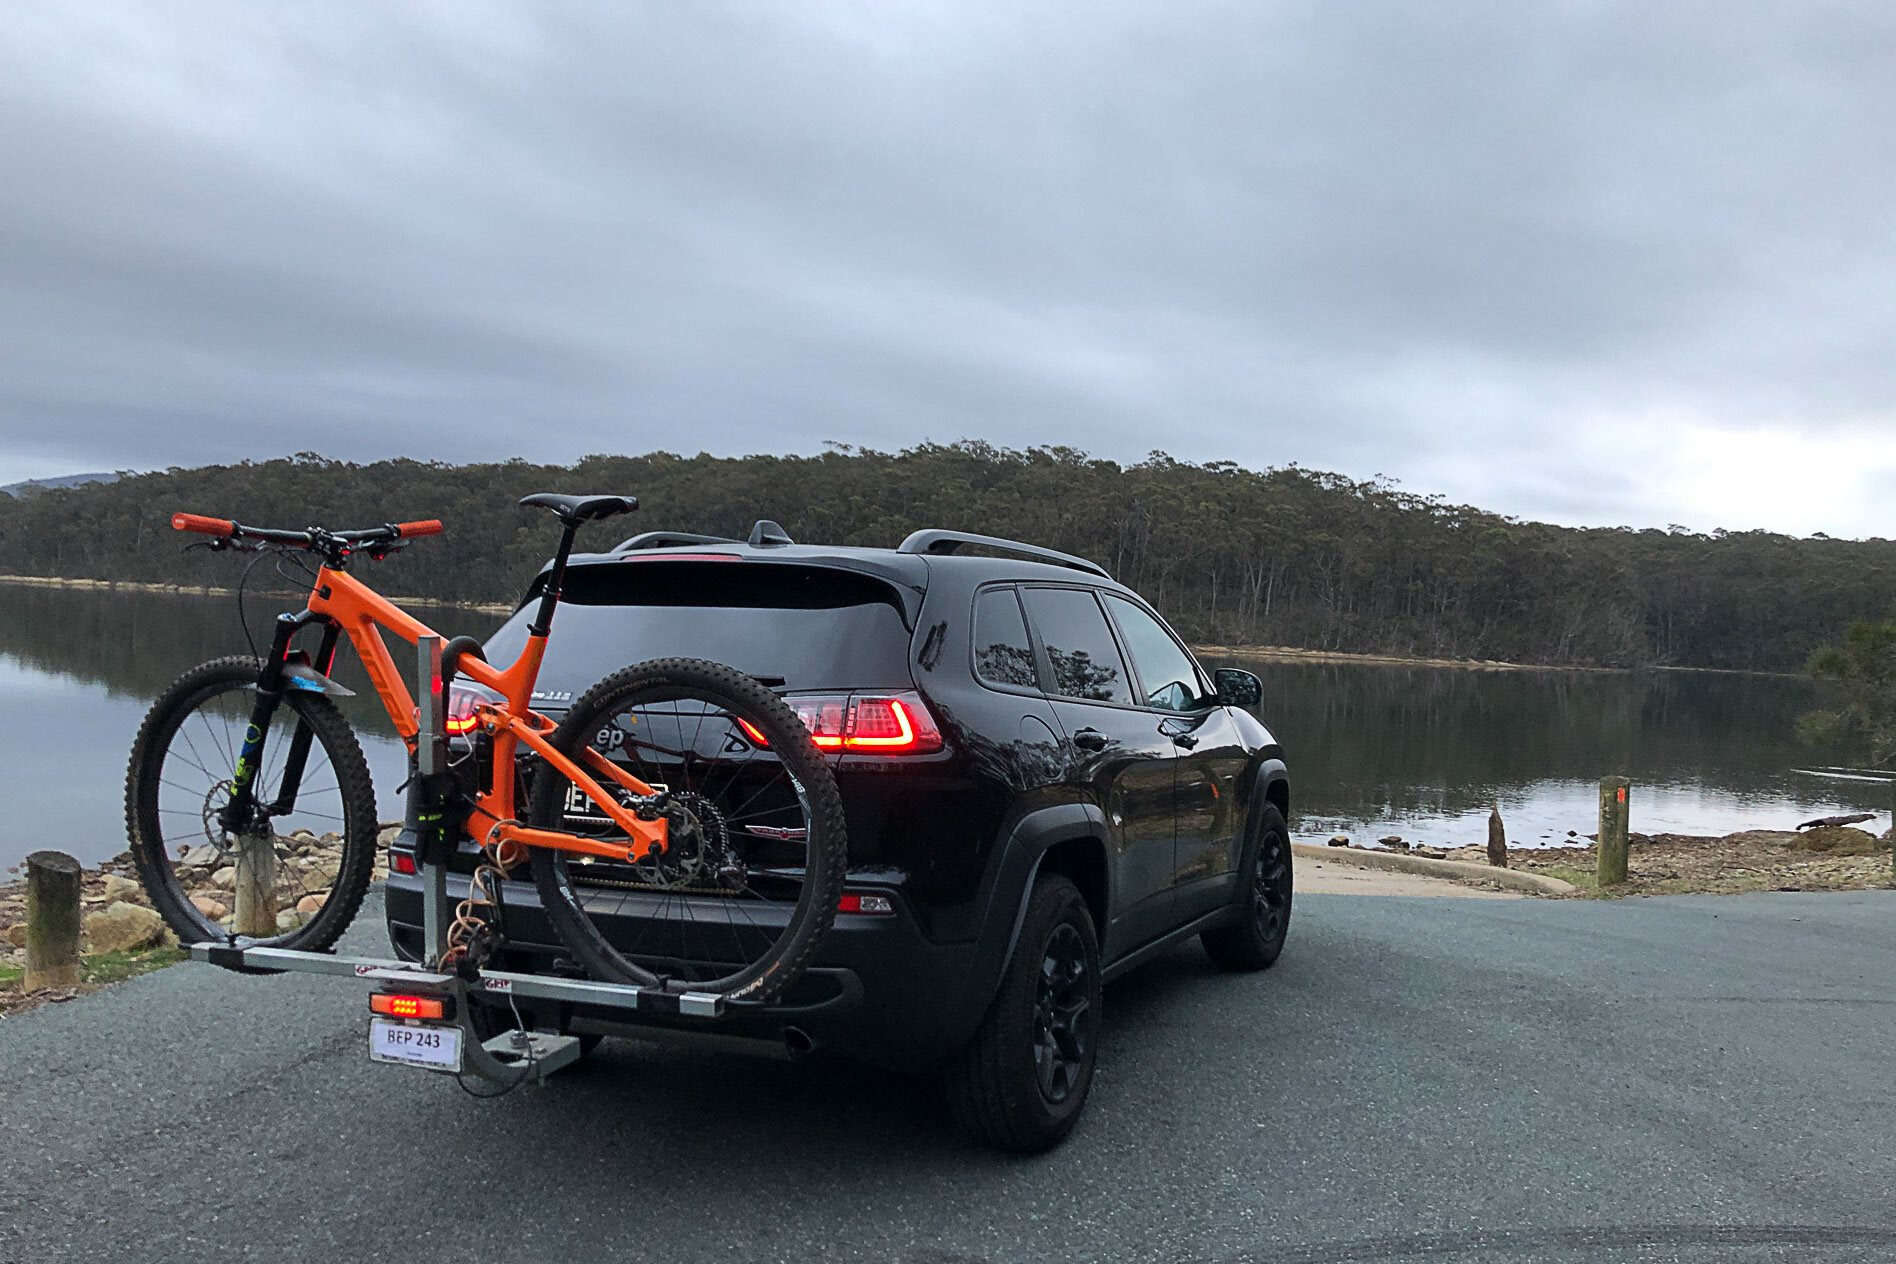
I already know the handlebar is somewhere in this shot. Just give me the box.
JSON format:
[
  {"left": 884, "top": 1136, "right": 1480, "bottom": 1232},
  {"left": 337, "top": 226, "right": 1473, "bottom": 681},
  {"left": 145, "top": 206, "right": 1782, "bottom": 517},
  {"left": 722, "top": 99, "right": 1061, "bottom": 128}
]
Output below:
[{"left": 171, "top": 512, "right": 442, "bottom": 555}]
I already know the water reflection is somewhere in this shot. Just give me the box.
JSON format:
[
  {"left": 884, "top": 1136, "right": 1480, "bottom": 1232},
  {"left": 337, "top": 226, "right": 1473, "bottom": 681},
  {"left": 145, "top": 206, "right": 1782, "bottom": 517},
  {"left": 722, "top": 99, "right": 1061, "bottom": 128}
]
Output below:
[
  {"left": 1210, "top": 654, "right": 1880, "bottom": 849},
  {"left": 0, "top": 583, "right": 504, "bottom": 869},
  {"left": 0, "top": 584, "right": 1882, "bottom": 871}
]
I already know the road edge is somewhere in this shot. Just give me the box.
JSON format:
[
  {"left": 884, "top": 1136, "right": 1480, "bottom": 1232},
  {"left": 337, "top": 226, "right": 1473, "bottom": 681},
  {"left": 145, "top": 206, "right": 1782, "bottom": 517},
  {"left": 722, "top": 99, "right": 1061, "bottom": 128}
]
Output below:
[{"left": 1291, "top": 843, "right": 1578, "bottom": 897}]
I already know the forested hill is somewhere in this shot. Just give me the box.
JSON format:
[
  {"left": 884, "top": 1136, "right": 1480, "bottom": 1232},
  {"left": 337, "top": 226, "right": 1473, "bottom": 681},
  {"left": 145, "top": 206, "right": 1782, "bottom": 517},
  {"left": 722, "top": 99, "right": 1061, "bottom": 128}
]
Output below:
[{"left": 0, "top": 445, "right": 1889, "bottom": 672}]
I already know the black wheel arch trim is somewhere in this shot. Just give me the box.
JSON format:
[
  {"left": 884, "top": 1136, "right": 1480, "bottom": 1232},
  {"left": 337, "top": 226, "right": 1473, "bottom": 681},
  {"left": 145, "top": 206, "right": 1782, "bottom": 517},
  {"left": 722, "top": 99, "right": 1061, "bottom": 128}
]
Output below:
[
  {"left": 956, "top": 802, "right": 1112, "bottom": 1027},
  {"left": 1233, "top": 759, "right": 1292, "bottom": 909}
]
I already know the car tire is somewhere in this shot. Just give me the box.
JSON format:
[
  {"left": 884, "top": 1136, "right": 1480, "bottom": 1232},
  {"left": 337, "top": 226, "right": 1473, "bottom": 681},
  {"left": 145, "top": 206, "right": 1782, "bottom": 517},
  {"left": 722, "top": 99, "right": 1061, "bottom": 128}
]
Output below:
[
  {"left": 1201, "top": 802, "right": 1293, "bottom": 971},
  {"left": 945, "top": 874, "right": 1102, "bottom": 1154}
]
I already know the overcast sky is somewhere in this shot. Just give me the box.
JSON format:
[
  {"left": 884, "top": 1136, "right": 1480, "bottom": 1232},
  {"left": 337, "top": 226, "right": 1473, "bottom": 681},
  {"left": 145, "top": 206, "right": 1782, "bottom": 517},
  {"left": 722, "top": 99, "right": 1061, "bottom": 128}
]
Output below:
[{"left": 4, "top": 2, "right": 1894, "bottom": 536}]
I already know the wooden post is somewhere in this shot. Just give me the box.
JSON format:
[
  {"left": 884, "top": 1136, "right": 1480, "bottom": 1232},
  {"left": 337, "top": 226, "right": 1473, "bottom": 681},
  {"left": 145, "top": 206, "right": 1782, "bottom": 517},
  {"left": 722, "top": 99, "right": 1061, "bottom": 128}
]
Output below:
[
  {"left": 24, "top": 850, "right": 82, "bottom": 990},
  {"left": 233, "top": 829, "right": 278, "bottom": 936},
  {"left": 1598, "top": 776, "right": 1632, "bottom": 886}
]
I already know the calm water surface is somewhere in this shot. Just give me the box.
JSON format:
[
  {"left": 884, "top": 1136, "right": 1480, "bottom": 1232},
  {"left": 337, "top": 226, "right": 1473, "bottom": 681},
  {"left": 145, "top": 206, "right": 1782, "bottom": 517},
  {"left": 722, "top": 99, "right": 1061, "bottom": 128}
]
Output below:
[{"left": 0, "top": 584, "right": 1881, "bottom": 871}]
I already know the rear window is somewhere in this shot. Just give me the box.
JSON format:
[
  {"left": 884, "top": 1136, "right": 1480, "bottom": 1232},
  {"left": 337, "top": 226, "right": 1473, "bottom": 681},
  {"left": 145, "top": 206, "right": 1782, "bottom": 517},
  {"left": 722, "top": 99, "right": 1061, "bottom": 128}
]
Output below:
[{"left": 485, "top": 561, "right": 915, "bottom": 693}]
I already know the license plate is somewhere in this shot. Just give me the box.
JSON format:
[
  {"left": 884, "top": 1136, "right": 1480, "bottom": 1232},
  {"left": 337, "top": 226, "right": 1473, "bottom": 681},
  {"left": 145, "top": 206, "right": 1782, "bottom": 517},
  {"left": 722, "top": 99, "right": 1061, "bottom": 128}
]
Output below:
[{"left": 369, "top": 1016, "right": 463, "bottom": 1072}]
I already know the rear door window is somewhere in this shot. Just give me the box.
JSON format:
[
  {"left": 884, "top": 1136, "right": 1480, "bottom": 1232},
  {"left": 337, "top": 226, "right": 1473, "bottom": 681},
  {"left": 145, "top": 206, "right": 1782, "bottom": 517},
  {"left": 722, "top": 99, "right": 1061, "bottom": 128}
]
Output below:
[
  {"left": 1021, "top": 587, "right": 1133, "bottom": 705},
  {"left": 973, "top": 587, "right": 1039, "bottom": 689},
  {"left": 1104, "top": 594, "right": 1210, "bottom": 712}
]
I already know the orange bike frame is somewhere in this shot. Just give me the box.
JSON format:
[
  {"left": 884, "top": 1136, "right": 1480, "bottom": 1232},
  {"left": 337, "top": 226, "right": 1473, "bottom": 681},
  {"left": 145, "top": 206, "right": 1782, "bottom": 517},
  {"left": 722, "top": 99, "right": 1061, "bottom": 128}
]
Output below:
[{"left": 305, "top": 567, "right": 668, "bottom": 864}]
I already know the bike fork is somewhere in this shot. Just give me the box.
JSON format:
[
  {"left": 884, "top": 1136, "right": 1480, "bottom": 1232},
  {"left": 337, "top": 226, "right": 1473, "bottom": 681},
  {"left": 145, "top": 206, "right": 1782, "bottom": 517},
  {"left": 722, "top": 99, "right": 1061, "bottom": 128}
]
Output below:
[{"left": 217, "top": 611, "right": 328, "bottom": 837}]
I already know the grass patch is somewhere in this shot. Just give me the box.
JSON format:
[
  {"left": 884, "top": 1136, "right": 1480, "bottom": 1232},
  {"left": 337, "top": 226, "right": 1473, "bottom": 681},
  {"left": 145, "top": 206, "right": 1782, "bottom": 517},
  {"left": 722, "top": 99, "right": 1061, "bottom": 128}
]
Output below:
[
  {"left": 81, "top": 945, "right": 186, "bottom": 985},
  {"left": 0, "top": 944, "right": 185, "bottom": 1000}
]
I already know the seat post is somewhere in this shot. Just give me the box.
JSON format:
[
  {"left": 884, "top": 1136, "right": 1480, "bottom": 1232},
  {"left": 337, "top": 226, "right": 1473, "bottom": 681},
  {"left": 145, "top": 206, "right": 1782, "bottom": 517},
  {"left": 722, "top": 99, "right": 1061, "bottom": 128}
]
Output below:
[{"left": 528, "top": 519, "right": 583, "bottom": 638}]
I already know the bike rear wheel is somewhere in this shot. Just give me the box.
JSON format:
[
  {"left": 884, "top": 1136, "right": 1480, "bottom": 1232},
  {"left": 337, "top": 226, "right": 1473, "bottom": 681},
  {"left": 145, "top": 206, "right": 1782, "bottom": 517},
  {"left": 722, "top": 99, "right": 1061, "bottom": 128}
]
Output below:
[
  {"left": 527, "top": 657, "right": 847, "bottom": 1004},
  {"left": 124, "top": 657, "right": 378, "bottom": 954}
]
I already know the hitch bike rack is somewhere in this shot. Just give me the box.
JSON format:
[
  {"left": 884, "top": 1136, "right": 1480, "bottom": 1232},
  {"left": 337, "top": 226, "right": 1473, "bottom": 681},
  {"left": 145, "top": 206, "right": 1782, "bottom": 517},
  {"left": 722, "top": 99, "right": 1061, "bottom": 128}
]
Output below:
[{"left": 184, "top": 634, "right": 730, "bottom": 1087}]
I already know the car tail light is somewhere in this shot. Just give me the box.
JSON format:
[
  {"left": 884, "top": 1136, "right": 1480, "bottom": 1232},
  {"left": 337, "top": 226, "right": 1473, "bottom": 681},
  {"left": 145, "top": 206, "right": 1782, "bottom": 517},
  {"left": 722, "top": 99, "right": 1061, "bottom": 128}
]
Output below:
[
  {"left": 838, "top": 892, "right": 894, "bottom": 915},
  {"left": 390, "top": 851, "right": 418, "bottom": 876},
  {"left": 370, "top": 991, "right": 449, "bottom": 1020},
  {"left": 738, "top": 692, "right": 943, "bottom": 754},
  {"left": 445, "top": 682, "right": 501, "bottom": 736}
]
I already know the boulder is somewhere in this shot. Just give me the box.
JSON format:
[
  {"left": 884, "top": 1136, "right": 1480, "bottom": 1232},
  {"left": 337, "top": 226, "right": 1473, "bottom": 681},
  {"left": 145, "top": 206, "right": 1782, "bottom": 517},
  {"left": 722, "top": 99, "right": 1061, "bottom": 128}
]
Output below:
[
  {"left": 210, "top": 866, "right": 237, "bottom": 888},
  {"left": 1379, "top": 836, "right": 1411, "bottom": 852},
  {"left": 1415, "top": 846, "right": 1449, "bottom": 860},
  {"left": 1327, "top": 835, "right": 1350, "bottom": 848},
  {"left": 295, "top": 894, "right": 324, "bottom": 915},
  {"left": 101, "top": 873, "right": 143, "bottom": 901},
  {"left": 190, "top": 895, "right": 230, "bottom": 920},
  {"left": 179, "top": 843, "right": 224, "bottom": 869},
  {"left": 4, "top": 923, "right": 26, "bottom": 948},
  {"left": 300, "top": 856, "right": 342, "bottom": 886},
  {"left": 84, "top": 901, "right": 167, "bottom": 952}
]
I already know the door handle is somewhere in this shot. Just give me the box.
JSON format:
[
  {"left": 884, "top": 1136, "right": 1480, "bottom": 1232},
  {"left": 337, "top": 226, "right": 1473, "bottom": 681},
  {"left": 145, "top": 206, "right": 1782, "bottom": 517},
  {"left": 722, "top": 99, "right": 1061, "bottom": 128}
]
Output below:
[
  {"left": 1171, "top": 732, "right": 1199, "bottom": 750},
  {"left": 1072, "top": 728, "right": 1109, "bottom": 752}
]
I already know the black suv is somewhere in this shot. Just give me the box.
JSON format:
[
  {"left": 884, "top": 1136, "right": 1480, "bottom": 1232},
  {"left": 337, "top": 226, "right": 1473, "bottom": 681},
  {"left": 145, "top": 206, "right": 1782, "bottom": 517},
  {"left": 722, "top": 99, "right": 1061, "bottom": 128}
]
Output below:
[{"left": 386, "top": 525, "right": 1292, "bottom": 1151}]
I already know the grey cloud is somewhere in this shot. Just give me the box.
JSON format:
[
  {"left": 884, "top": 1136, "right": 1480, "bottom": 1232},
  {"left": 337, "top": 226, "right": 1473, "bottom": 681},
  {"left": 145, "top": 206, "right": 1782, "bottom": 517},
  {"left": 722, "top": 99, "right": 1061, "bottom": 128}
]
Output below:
[{"left": 3, "top": 1, "right": 1894, "bottom": 534}]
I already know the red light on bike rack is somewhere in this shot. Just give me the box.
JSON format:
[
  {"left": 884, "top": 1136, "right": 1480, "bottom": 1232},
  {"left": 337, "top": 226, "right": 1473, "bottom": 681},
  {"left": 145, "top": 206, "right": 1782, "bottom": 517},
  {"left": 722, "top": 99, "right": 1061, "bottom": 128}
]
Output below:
[
  {"left": 838, "top": 892, "right": 894, "bottom": 915},
  {"left": 390, "top": 851, "right": 418, "bottom": 876},
  {"left": 371, "top": 992, "right": 447, "bottom": 1020}
]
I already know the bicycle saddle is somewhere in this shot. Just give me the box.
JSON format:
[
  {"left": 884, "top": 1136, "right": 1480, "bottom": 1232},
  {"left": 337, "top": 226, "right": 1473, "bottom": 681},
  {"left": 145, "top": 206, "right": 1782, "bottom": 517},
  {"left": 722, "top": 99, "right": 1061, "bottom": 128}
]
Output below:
[{"left": 518, "top": 492, "right": 639, "bottom": 523}]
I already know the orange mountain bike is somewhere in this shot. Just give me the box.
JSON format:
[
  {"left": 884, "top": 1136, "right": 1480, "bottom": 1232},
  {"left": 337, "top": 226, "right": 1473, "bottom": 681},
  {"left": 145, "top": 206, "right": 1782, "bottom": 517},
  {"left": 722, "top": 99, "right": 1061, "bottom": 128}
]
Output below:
[{"left": 124, "top": 493, "right": 845, "bottom": 1003}]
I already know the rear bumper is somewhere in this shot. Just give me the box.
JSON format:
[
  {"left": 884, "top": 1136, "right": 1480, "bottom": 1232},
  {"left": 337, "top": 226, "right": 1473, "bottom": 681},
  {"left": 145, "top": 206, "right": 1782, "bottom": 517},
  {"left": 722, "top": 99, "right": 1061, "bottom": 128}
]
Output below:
[{"left": 383, "top": 872, "right": 990, "bottom": 1069}]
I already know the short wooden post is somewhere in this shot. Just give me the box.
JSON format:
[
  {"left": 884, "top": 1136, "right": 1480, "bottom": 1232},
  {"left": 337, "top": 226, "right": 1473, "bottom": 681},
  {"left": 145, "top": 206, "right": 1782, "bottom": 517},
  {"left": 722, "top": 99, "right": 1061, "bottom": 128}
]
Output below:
[
  {"left": 24, "top": 850, "right": 82, "bottom": 989},
  {"left": 1598, "top": 776, "right": 1632, "bottom": 886},
  {"left": 233, "top": 829, "right": 278, "bottom": 936}
]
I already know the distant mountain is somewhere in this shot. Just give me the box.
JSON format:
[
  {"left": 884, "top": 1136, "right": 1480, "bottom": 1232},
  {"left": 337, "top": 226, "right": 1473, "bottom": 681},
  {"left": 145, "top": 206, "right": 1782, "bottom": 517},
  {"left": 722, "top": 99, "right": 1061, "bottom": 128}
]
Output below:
[{"left": 0, "top": 471, "right": 120, "bottom": 497}]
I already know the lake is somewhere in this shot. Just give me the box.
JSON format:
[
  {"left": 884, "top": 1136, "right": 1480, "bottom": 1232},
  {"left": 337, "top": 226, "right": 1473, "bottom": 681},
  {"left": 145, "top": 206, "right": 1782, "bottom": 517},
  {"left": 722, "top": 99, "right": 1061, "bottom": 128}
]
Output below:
[{"left": 0, "top": 583, "right": 1883, "bottom": 873}]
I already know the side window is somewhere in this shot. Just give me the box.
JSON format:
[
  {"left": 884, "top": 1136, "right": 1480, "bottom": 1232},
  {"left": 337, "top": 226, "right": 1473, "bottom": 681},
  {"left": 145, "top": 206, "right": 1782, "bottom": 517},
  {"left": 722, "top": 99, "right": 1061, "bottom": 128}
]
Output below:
[
  {"left": 1105, "top": 595, "right": 1208, "bottom": 712},
  {"left": 1022, "top": 587, "right": 1133, "bottom": 705},
  {"left": 972, "top": 587, "right": 1039, "bottom": 689}
]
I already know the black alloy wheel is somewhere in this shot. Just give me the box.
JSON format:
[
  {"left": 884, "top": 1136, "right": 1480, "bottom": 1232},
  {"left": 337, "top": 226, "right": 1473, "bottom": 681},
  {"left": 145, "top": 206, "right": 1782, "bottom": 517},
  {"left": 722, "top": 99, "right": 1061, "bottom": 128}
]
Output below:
[
  {"left": 1201, "top": 801, "right": 1294, "bottom": 971},
  {"left": 945, "top": 874, "right": 1102, "bottom": 1152},
  {"left": 1034, "top": 922, "right": 1092, "bottom": 1104},
  {"left": 1251, "top": 826, "right": 1292, "bottom": 944}
]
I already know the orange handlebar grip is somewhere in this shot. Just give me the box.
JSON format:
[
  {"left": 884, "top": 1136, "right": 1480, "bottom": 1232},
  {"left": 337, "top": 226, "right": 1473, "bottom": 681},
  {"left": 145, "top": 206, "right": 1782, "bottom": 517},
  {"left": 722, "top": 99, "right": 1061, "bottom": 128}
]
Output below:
[
  {"left": 172, "top": 513, "right": 236, "bottom": 537},
  {"left": 395, "top": 519, "right": 443, "bottom": 538}
]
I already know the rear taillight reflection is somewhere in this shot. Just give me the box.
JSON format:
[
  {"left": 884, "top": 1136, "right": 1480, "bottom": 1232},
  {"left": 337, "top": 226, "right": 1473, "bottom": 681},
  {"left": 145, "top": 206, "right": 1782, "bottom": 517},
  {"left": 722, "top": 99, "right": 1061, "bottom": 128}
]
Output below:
[{"left": 738, "top": 691, "right": 943, "bottom": 754}]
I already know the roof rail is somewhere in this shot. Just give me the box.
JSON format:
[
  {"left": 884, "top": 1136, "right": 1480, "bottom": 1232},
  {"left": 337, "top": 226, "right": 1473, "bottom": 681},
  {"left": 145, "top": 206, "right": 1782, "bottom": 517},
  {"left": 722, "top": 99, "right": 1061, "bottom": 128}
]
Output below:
[
  {"left": 613, "top": 531, "right": 740, "bottom": 552},
  {"left": 895, "top": 529, "right": 1111, "bottom": 579}
]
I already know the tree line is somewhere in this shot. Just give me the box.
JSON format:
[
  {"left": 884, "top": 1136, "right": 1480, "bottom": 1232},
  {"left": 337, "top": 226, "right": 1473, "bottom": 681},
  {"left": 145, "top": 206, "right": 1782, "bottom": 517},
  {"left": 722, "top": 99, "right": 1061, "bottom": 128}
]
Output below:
[{"left": 1, "top": 443, "right": 1890, "bottom": 672}]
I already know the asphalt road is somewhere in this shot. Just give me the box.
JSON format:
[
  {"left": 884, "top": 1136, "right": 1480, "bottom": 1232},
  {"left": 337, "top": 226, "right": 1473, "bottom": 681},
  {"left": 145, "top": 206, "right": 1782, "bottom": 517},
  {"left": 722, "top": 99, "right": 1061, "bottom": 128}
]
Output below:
[{"left": 4, "top": 888, "right": 1894, "bottom": 1264}]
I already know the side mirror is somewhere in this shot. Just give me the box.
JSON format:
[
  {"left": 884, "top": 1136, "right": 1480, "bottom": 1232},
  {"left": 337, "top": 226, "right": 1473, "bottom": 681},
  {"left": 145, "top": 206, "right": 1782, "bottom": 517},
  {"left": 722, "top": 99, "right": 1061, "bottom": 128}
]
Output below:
[{"left": 1213, "top": 668, "right": 1262, "bottom": 708}]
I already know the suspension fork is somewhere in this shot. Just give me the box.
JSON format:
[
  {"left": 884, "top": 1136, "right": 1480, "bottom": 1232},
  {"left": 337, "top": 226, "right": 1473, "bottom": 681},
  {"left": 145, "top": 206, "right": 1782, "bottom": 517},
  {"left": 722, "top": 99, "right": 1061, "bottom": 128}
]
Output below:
[
  {"left": 267, "top": 615, "right": 341, "bottom": 816},
  {"left": 217, "top": 610, "right": 330, "bottom": 835}
]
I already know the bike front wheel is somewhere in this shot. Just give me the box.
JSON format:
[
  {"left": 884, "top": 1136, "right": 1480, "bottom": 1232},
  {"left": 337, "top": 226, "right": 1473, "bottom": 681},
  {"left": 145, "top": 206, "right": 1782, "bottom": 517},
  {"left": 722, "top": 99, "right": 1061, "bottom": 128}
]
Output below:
[
  {"left": 527, "top": 657, "right": 847, "bottom": 1004},
  {"left": 124, "top": 657, "right": 378, "bottom": 954}
]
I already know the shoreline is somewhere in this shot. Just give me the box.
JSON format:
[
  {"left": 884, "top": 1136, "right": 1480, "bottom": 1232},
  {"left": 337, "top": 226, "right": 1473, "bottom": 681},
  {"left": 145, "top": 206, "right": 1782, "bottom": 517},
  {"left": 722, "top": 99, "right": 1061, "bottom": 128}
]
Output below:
[
  {"left": 0, "top": 573, "right": 1799, "bottom": 676},
  {"left": 0, "top": 572, "right": 513, "bottom": 615},
  {"left": 1199, "top": 642, "right": 1798, "bottom": 678}
]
